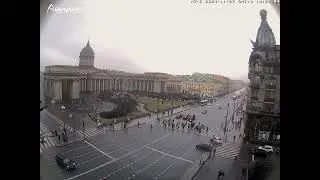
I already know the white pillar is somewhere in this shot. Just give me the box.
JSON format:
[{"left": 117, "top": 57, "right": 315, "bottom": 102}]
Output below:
[
  {"left": 90, "top": 79, "right": 93, "bottom": 91},
  {"left": 71, "top": 80, "right": 80, "bottom": 99},
  {"left": 53, "top": 80, "right": 62, "bottom": 101}
]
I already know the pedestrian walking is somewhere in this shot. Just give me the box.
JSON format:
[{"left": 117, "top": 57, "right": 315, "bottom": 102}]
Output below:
[
  {"left": 206, "top": 126, "right": 209, "bottom": 133},
  {"left": 138, "top": 121, "right": 140, "bottom": 126},
  {"left": 150, "top": 124, "right": 153, "bottom": 129},
  {"left": 233, "top": 136, "right": 236, "bottom": 143}
]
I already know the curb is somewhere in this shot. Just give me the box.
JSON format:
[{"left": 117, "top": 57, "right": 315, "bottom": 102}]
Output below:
[{"left": 191, "top": 153, "right": 211, "bottom": 180}]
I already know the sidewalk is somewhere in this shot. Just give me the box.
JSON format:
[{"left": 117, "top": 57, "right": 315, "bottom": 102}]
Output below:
[{"left": 180, "top": 152, "right": 211, "bottom": 180}]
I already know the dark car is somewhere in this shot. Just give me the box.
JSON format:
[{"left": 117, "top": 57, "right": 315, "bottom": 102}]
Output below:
[
  {"left": 251, "top": 148, "right": 267, "bottom": 158},
  {"left": 196, "top": 144, "right": 212, "bottom": 152},
  {"left": 56, "top": 153, "right": 76, "bottom": 171},
  {"left": 202, "top": 110, "right": 207, "bottom": 114}
]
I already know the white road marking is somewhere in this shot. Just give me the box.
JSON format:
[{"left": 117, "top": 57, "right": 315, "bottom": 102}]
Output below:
[
  {"left": 84, "top": 140, "right": 114, "bottom": 160},
  {"left": 145, "top": 146, "right": 194, "bottom": 163},
  {"left": 65, "top": 133, "right": 172, "bottom": 180}
]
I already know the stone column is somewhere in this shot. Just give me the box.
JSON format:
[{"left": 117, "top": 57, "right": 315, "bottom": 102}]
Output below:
[
  {"left": 140, "top": 80, "right": 143, "bottom": 91},
  {"left": 71, "top": 80, "right": 80, "bottom": 99},
  {"left": 90, "top": 79, "right": 93, "bottom": 91},
  {"left": 133, "top": 79, "right": 136, "bottom": 90},
  {"left": 53, "top": 80, "right": 62, "bottom": 101}
]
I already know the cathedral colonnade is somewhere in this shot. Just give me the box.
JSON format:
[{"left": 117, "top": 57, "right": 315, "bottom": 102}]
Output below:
[{"left": 44, "top": 76, "right": 165, "bottom": 101}]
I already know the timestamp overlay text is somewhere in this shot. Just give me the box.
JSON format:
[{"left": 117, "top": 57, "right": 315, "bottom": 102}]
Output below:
[{"left": 190, "top": 0, "right": 280, "bottom": 5}]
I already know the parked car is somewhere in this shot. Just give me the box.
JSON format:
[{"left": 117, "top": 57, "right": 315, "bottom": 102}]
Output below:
[
  {"left": 213, "top": 137, "right": 222, "bottom": 144},
  {"left": 60, "top": 105, "right": 66, "bottom": 110},
  {"left": 258, "top": 145, "right": 273, "bottom": 153},
  {"left": 196, "top": 144, "right": 212, "bottom": 152},
  {"left": 251, "top": 148, "right": 267, "bottom": 158},
  {"left": 55, "top": 153, "right": 76, "bottom": 171}
]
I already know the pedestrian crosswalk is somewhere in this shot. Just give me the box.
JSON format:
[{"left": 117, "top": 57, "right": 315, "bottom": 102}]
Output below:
[
  {"left": 154, "top": 122, "right": 221, "bottom": 139},
  {"left": 77, "top": 127, "right": 106, "bottom": 138},
  {"left": 215, "top": 143, "right": 241, "bottom": 160},
  {"left": 44, "top": 110, "right": 74, "bottom": 131},
  {"left": 40, "top": 123, "right": 56, "bottom": 153}
]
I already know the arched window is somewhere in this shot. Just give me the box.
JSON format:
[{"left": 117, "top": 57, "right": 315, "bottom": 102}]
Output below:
[{"left": 254, "top": 76, "right": 260, "bottom": 84}]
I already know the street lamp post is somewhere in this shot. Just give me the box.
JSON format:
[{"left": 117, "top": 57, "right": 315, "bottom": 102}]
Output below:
[
  {"left": 224, "top": 103, "right": 230, "bottom": 142},
  {"left": 170, "top": 95, "right": 174, "bottom": 118},
  {"left": 156, "top": 99, "right": 159, "bottom": 120},
  {"left": 82, "top": 121, "right": 86, "bottom": 140}
]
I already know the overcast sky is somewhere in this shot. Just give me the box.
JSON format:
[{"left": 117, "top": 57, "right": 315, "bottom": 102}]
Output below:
[{"left": 41, "top": 0, "right": 280, "bottom": 81}]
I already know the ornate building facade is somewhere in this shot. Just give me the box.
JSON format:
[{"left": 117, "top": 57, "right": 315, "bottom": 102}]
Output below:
[
  {"left": 181, "top": 81, "right": 224, "bottom": 98},
  {"left": 245, "top": 10, "right": 280, "bottom": 145},
  {"left": 43, "top": 41, "right": 181, "bottom": 102}
]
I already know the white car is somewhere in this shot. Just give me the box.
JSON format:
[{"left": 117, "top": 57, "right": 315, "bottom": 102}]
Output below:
[
  {"left": 60, "top": 105, "right": 66, "bottom": 110},
  {"left": 207, "top": 103, "right": 211, "bottom": 106},
  {"left": 213, "top": 137, "right": 222, "bottom": 144},
  {"left": 258, "top": 145, "right": 273, "bottom": 153}
]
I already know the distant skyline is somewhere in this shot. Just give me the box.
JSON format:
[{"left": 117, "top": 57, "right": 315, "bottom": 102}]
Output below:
[{"left": 41, "top": 0, "right": 280, "bottom": 82}]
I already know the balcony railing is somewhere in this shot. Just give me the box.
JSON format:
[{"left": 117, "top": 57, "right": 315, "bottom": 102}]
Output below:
[
  {"left": 265, "top": 84, "right": 276, "bottom": 89},
  {"left": 264, "top": 97, "right": 275, "bottom": 102},
  {"left": 246, "top": 105, "right": 262, "bottom": 113},
  {"left": 247, "top": 105, "right": 278, "bottom": 115},
  {"left": 251, "top": 96, "right": 258, "bottom": 101},
  {"left": 250, "top": 83, "right": 260, "bottom": 89}
]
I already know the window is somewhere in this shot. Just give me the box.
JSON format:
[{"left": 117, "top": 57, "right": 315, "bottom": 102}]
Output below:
[
  {"left": 253, "top": 76, "right": 260, "bottom": 84},
  {"left": 255, "top": 62, "right": 262, "bottom": 71},
  {"left": 264, "top": 66, "right": 270, "bottom": 73},
  {"left": 263, "top": 103, "right": 274, "bottom": 113},
  {"left": 251, "top": 89, "right": 258, "bottom": 97},
  {"left": 270, "top": 66, "right": 274, "bottom": 73},
  {"left": 265, "top": 91, "right": 275, "bottom": 99}
]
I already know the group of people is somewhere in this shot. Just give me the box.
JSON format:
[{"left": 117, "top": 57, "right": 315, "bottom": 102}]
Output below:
[{"left": 161, "top": 118, "right": 209, "bottom": 133}]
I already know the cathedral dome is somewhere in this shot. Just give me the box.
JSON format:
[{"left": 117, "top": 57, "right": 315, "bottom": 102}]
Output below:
[
  {"left": 80, "top": 40, "right": 95, "bottom": 57},
  {"left": 254, "top": 9, "right": 276, "bottom": 47}
]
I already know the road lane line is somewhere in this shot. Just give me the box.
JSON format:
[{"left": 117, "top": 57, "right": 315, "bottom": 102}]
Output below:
[
  {"left": 65, "top": 133, "right": 172, "bottom": 180},
  {"left": 145, "top": 146, "right": 194, "bottom": 163},
  {"left": 84, "top": 140, "right": 114, "bottom": 160}
]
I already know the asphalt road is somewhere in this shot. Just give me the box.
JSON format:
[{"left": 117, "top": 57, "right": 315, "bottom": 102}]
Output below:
[
  {"left": 40, "top": 88, "right": 248, "bottom": 180},
  {"left": 40, "top": 123, "right": 209, "bottom": 180}
]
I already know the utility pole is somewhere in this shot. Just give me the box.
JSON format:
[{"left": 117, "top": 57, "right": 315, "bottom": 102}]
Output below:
[
  {"left": 82, "top": 121, "right": 85, "bottom": 140},
  {"left": 170, "top": 95, "right": 174, "bottom": 118},
  {"left": 157, "top": 99, "right": 159, "bottom": 120},
  {"left": 224, "top": 103, "right": 229, "bottom": 142}
]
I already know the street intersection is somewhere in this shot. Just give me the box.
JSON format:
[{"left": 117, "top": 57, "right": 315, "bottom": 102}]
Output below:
[{"left": 40, "top": 91, "right": 247, "bottom": 180}]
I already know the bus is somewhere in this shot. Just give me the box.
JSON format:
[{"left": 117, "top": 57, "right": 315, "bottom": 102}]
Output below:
[{"left": 200, "top": 100, "right": 208, "bottom": 106}]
